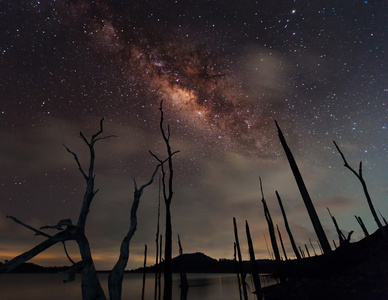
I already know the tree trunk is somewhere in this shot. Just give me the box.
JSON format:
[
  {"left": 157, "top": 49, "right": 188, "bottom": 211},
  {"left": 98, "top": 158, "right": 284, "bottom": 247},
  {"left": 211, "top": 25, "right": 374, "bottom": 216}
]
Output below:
[
  {"left": 245, "top": 221, "right": 262, "bottom": 299},
  {"left": 233, "top": 217, "right": 249, "bottom": 300},
  {"left": 77, "top": 234, "right": 106, "bottom": 300},
  {"left": 163, "top": 202, "right": 173, "bottom": 300}
]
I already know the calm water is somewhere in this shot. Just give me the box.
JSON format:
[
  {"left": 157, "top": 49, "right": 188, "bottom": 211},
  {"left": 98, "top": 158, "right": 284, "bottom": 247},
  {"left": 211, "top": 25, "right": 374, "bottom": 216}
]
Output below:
[{"left": 0, "top": 273, "right": 276, "bottom": 300}]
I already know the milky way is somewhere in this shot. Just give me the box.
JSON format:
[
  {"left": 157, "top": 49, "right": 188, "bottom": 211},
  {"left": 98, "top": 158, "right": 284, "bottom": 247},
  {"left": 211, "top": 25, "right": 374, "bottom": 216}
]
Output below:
[{"left": 1, "top": 1, "right": 388, "bottom": 268}]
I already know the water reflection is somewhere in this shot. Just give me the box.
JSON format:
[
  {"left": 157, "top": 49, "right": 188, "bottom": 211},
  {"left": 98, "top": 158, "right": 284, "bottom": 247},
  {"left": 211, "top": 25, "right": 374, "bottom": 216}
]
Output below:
[{"left": 0, "top": 273, "right": 276, "bottom": 300}]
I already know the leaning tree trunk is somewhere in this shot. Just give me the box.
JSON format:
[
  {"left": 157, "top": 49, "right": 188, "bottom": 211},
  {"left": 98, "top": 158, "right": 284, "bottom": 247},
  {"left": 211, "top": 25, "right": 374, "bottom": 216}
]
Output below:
[
  {"left": 276, "top": 191, "right": 301, "bottom": 259},
  {"left": 275, "top": 121, "right": 332, "bottom": 254}
]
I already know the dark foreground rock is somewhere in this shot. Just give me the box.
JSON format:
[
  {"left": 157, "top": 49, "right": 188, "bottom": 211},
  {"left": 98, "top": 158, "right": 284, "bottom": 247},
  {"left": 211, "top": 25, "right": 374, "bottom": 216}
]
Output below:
[{"left": 262, "top": 227, "right": 388, "bottom": 299}]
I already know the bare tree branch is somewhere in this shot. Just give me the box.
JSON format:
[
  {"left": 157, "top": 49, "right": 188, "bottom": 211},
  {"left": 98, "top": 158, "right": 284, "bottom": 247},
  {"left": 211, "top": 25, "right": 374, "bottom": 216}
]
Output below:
[
  {"left": 63, "top": 144, "right": 88, "bottom": 181},
  {"left": 6, "top": 215, "right": 51, "bottom": 238}
]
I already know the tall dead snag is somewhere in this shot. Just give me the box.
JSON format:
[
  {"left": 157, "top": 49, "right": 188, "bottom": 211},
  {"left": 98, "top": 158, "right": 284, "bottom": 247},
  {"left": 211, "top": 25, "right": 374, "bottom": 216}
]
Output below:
[
  {"left": 150, "top": 100, "right": 180, "bottom": 300},
  {"left": 260, "top": 179, "right": 281, "bottom": 264},
  {"left": 327, "top": 207, "right": 353, "bottom": 246},
  {"left": 304, "top": 244, "right": 310, "bottom": 257},
  {"left": 234, "top": 242, "right": 243, "bottom": 300},
  {"left": 108, "top": 163, "right": 160, "bottom": 300},
  {"left": 233, "top": 217, "right": 249, "bottom": 300},
  {"left": 275, "top": 121, "right": 332, "bottom": 254},
  {"left": 154, "top": 177, "right": 162, "bottom": 300},
  {"left": 245, "top": 220, "right": 262, "bottom": 300},
  {"left": 276, "top": 225, "right": 288, "bottom": 260},
  {"left": 276, "top": 191, "right": 301, "bottom": 259},
  {"left": 0, "top": 118, "right": 115, "bottom": 300},
  {"left": 260, "top": 178, "right": 284, "bottom": 284},
  {"left": 333, "top": 140, "right": 384, "bottom": 231},
  {"left": 379, "top": 211, "right": 388, "bottom": 226},
  {"left": 309, "top": 239, "right": 317, "bottom": 256}
]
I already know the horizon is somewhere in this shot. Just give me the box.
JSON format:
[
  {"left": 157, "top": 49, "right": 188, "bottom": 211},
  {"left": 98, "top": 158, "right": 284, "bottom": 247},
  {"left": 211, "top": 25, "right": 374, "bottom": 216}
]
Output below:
[{"left": 1, "top": 1, "right": 387, "bottom": 270}]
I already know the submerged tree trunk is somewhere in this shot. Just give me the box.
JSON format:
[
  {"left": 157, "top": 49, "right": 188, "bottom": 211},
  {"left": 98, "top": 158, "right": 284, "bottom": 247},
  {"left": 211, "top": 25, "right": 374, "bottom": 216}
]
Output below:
[
  {"left": 245, "top": 221, "right": 262, "bottom": 299},
  {"left": 275, "top": 121, "right": 332, "bottom": 254},
  {"left": 233, "top": 217, "right": 249, "bottom": 300},
  {"left": 234, "top": 243, "right": 243, "bottom": 300}
]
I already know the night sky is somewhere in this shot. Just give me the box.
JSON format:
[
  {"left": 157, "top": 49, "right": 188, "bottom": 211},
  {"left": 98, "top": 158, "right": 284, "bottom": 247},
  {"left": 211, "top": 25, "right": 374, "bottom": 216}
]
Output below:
[{"left": 1, "top": 0, "right": 387, "bottom": 269}]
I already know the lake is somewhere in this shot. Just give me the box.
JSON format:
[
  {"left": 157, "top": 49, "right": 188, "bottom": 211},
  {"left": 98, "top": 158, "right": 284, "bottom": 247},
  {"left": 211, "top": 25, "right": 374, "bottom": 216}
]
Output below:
[{"left": 0, "top": 273, "right": 277, "bottom": 300}]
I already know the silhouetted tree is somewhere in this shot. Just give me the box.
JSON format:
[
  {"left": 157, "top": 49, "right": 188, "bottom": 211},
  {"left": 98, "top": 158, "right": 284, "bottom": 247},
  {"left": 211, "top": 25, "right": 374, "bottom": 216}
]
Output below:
[
  {"left": 355, "top": 215, "right": 369, "bottom": 237},
  {"left": 275, "top": 121, "right": 332, "bottom": 254},
  {"left": 276, "top": 225, "right": 288, "bottom": 260},
  {"left": 333, "top": 140, "right": 384, "bottom": 231},
  {"left": 233, "top": 217, "right": 249, "bottom": 300},
  {"left": 245, "top": 220, "right": 262, "bottom": 299},
  {"left": 260, "top": 178, "right": 281, "bottom": 264},
  {"left": 108, "top": 164, "right": 161, "bottom": 300},
  {"left": 275, "top": 191, "right": 301, "bottom": 259},
  {"left": 1, "top": 119, "right": 115, "bottom": 300},
  {"left": 154, "top": 177, "right": 162, "bottom": 300},
  {"left": 327, "top": 207, "right": 347, "bottom": 246},
  {"left": 1, "top": 118, "right": 167, "bottom": 300},
  {"left": 234, "top": 242, "right": 243, "bottom": 300},
  {"left": 150, "top": 101, "right": 180, "bottom": 300}
]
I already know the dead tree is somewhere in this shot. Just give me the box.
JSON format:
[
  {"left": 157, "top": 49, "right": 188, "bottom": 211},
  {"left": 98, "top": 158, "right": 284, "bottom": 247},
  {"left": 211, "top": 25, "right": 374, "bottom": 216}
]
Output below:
[
  {"left": 355, "top": 215, "right": 369, "bottom": 237},
  {"left": 275, "top": 121, "right": 332, "bottom": 254},
  {"left": 379, "top": 210, "right": 388, "bottom": 226},
  {"left": 260, "top": 179, "right": 281, "bottom": 264},
  {"left": 333, "top": 141, "right": 384, "bottom": 230},
  {"left": 0, "top": 119, "right": 116, "bottom": 300},
  {"left": 154, "top": 177, "right": 161, "bottom": 300},
  {"left": 234, "top": 242, "right": 243, "bottom": 300},
  {"left": 304, "top": 244, "right": 310, "bottom": 257},
  {"left": 309, "top": 239, "right": 317, "bottom": 256},
  {"left": 245, "top": 220, "right": 262, "bottom": 299},
  {"left": 327, "top": 207, "right": 347, "bottom": 246},
  {"left": 108, "top": 162, "right": 161, "bottom": 300},
  {"left": 260, "top": 178, "right": 284, "bottom": 284},
  {"left": 276, "top": 191, "right": 301, "bottom": 259},
  {"left": 233, "top": 217, "right": 249, "bottom": 300},
  {"left": 276, "top": 224, "right": 288, "bottom": 261},
  {"left": 150, "top": 100, "right": 180, "bottom": 300}
]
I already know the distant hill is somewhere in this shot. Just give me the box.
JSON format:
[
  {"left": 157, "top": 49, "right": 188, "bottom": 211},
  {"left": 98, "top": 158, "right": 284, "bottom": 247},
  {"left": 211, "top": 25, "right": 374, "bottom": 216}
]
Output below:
[
  {"left": 0, "top": 262, "right": 70, "bottom": 273},
  {"left": 0, "top": 252, "right": 273, "bottom": 274},
  {"left": 130, "top": 252, "right": 273, "bottom": 273}
]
